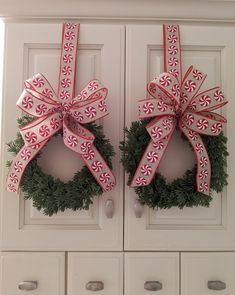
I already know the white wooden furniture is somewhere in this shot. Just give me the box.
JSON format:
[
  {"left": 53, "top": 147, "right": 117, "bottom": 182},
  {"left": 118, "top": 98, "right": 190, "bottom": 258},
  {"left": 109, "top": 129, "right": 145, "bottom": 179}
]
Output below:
[
  {"left": 0, "top": 23, "right": 124, "bottom": 251},
  {"left": 1, "top": 3, "right": 235, "bottom": 294},
  {"left": 125, "top": 24, "right": 235, "bottom": 251}
]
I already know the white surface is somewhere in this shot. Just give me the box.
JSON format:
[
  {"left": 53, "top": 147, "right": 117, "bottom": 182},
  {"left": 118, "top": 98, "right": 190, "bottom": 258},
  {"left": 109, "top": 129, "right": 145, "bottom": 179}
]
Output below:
[
  {"left": 0, "top": 252, "right": 65, "bottom": 295},
  {"left": 68, "top": 252, "right": 123, "bottom": 295},
  {"left": 181, "top": 252, "right": 235, "bottom": 295},
  {"left": 0, "top": 23, "right": 124, "bottom": 251},
  {"left": 125, "top": 252, "right": 179, "bottom": 295},
  {"left": 125, "top": 24, "right": 235, "bottom": 250}
]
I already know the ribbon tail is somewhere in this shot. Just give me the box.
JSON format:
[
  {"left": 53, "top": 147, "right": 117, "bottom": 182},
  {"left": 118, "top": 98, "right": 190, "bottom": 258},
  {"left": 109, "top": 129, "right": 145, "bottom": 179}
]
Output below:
[
  {"left": 63, "top": 116, "right": 115, "bottom": 192},
  {"left": 179, "top": 122, "right": 211, "bottom": 195},
  {"left": 130, "top": 134, "right": 173, "bottom": 187},
  {"left": 81, "top": 145, "right": 116, "bottom": 192},
  {"left": 6, "top": 141, "right": 47, "bottom": 193}
]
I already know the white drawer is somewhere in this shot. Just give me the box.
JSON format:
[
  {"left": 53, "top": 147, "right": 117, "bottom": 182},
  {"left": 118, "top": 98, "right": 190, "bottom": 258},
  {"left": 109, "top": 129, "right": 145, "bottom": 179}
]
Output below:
[
  {"left": 68, "top": 252, "right": 123, "bottom": 295},
  {"left": 0, "top": 252, "right": 65, "bottom": 295},
  {"left": 125, "top": 252, "right": 179, "bottom": 295},
  {"left": 181, "top": 252, "right": 235, "bottom": 295}
]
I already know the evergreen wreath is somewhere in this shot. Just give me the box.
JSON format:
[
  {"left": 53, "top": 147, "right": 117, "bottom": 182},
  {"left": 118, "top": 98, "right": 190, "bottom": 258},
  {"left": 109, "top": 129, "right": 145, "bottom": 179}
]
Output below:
[
  {"left": 120, "top": 118, "right": 228, "bottom": 209},
  {"left": 7, "top": 115, "right": 115, "bottom": 216}
]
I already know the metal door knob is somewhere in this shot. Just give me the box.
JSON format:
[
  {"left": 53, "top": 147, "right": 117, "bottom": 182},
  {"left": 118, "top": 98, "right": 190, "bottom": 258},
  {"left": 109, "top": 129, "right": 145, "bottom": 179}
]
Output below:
[
  {"left": 18, "top": 281, "right": 38, "bottom": 291},
  {"left": 134, "top": 199, "right": 144, "bottom": 218},
  {"left": 105, "top": 199, "right": 114, "bottom": 218},
  {"left": 86, "top": 281, "right": 104, "bottom": 291},
  {"left": 144, "top": 281, "right": 163, "bottom": 291},
  {"left": 208, "top": 280, "right": 226, "bottom": 291}
]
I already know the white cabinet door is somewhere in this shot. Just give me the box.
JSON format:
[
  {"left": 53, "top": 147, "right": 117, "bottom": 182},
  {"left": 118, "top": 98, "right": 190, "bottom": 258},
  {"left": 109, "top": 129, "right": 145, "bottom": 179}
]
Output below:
[
  {"left": 0, "top": 252, "right": 65, "bottom": 295},
  {"left": 68, "top": 252, "right": 123, "bottom": 295},
  {"left": 125, "top": 252, "right": 179, "bottom": 295},
  {"left": 181, "top": 252, "right": 235, "bottom": 295},
  {"left": 0, "top": 23, "right": 124, "bottom": 251},
  {"left": 125, "top": 24, "right": 235, "bottom": 250}
]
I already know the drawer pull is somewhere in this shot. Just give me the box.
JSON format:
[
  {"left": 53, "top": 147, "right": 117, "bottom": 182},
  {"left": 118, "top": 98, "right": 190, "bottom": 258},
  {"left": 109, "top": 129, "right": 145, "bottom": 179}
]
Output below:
[
  {"left": 144, "top": 281, "right": 162, "bottom": 291},
  {"left": 208, "top": 281, "right": 226, "bottom": 291},
  {"left": 86, "top": 281, "right": 104, "bottom": 291},
  {"left": 134, "top": 199, "right": 144, "bottom": 218},
  {"left": 105, "top": 199, "right": 114, "bottom": 218},
  {"left": 18, "top": 281, "right": 38, "bottom": 291}
]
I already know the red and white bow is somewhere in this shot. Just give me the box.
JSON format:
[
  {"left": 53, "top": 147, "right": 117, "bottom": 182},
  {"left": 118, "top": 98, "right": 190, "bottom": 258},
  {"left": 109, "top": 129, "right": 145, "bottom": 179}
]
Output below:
[
  {"left": 7, "top": 23, "right": 115, "bottom": 193},
  {"left": 131, "top": 24, "right": 227, "bottom": 195}
]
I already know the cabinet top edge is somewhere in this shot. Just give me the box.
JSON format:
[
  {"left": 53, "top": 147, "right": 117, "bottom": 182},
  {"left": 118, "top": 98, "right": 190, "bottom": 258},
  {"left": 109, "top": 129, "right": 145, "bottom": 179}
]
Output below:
[
  {"left": 1, "top": 0, "right": 235, "bottom": 22},
  {"left": 2, "top": 17, "right": 235, "bottom": 26}
]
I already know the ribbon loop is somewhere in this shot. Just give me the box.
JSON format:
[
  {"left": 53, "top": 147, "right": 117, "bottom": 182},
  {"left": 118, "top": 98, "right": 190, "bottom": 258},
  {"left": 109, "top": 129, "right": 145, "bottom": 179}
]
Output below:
[
  {"left": 190, "top": 87, "right": 227, "bottom": 112},
  {"left": 180, "top": 66, "right": 207, "bottom": 114},
  {"left": 17, "top": 89, "right": 58, "bottom": 118},
  {"left": 25, "top": 74, "right": 58, "bottom": 103},
  {"left": 69, "top": 80, "right": 109, "bottom": 124},
  {"left": 147, "top": 72, "right": 180, "bottom": 106},
  {"left": 138, "top": 98, "right": 175, "bottom": 119},
  {"left": 73, "top": 79, "right": 108, "bottom": 103},
  {"left": 181, "top": 111, "right": 227, "bottom": 136},
  {"left": 20, "top": 113, "right": 62, "bottom": 146}
]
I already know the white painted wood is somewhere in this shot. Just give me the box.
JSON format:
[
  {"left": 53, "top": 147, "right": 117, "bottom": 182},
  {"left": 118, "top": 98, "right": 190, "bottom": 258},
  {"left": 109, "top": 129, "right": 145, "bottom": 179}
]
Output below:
[
  {"left": 0, "top": 252, "right": 65, "bottom": 295},
  {"left": 68, "top": 252, "right": 123, "bottom": 295},
  {"left": 125, "top": 252, "right": 179, "bottom": 295},
  {"left": 181, "top": 252, "right": 235, "bottom": 295},
  {"left": 1, "top": 1, "right": 235, "bottom": 21},
  {"left": 125, "top": 24, "right": 235, "bottom": 250},
  {"left": 0, "top": 23, "right": 124, "bottom": 250}
]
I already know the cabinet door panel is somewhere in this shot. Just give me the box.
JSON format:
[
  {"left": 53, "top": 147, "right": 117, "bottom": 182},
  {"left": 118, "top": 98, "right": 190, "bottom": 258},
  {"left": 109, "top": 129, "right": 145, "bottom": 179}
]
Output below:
[
  {"left": 0, "top": 23, "right": 124, "bottom": 250},
  {"left": 125, "top": 24, "right": 235, "bottom": 250},
  {"left": 68, "top": 252, "right": 123, "bottom": 295},
  {"left": 181, "top": 252, "right": 235, "bottom": 295},
  {"left": 125, "top": 252, "right": 179, "bottom": 295},
  {"left": 0, "top": 252, "right": 65, "bottom": 295}
]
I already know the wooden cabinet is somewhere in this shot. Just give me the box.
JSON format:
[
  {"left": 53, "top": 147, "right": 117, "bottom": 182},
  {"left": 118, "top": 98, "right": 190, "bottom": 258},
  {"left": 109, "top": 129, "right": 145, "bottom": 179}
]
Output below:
[
  {"left": 125, "top": 24, "right": 235, "bottom": 251},
  {"left": 181, "top": 252, "right": 235, "bottom": 295},
  {"left": 0, "top": 23, "right": 124, "bottom": 251},
  {"left": 0, "top": 252, "right": 65, "bottom": 295},
  {"left": 125, "top": 252, "right": 179, "bottom": 295},
  {"left": 68, "top": 253, "right": 123, "bottom": 295},
  {"left": 0, "top": 18, "right": 235, "bottom": 295}
]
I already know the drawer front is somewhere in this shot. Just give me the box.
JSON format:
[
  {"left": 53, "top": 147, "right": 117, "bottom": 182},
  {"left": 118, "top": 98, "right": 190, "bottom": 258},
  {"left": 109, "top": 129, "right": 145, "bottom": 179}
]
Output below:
[
  {"left": 125, "top": 252, "right": 179, "bottom": 295},
  {"left": 68, "top": 252, "right": 123, "bottom": 295},
  {"left": 0, "top": 252, "right": 65, "bottom": 295},
  {"left": 181, "top": 252, "right": 235, "bottom": 295}
]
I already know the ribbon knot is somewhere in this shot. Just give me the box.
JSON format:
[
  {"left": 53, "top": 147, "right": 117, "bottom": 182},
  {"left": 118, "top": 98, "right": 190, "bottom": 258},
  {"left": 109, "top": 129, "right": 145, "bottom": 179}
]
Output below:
[{"left": 131, "top": 25, "right": 227, "bottom": 195}]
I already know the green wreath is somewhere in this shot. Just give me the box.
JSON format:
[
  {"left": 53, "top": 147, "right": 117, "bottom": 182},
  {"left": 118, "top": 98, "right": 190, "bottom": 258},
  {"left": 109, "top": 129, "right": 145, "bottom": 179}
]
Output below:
[
  {"left": 120, "top": 119, "right": 228, "bottom": 209},
  {"left": 7, "top": 115, "right": 115, "bottom": 216}
]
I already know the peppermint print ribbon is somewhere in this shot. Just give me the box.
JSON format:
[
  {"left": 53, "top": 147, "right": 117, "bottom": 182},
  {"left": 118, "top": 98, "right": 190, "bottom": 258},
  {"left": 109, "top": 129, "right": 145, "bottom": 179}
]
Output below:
[
  {"left": 7, "top": 23, "right": 115, "bottom": 193},
  {"left": 131, "top": 24, "right": 227, "bottom": 195}
]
